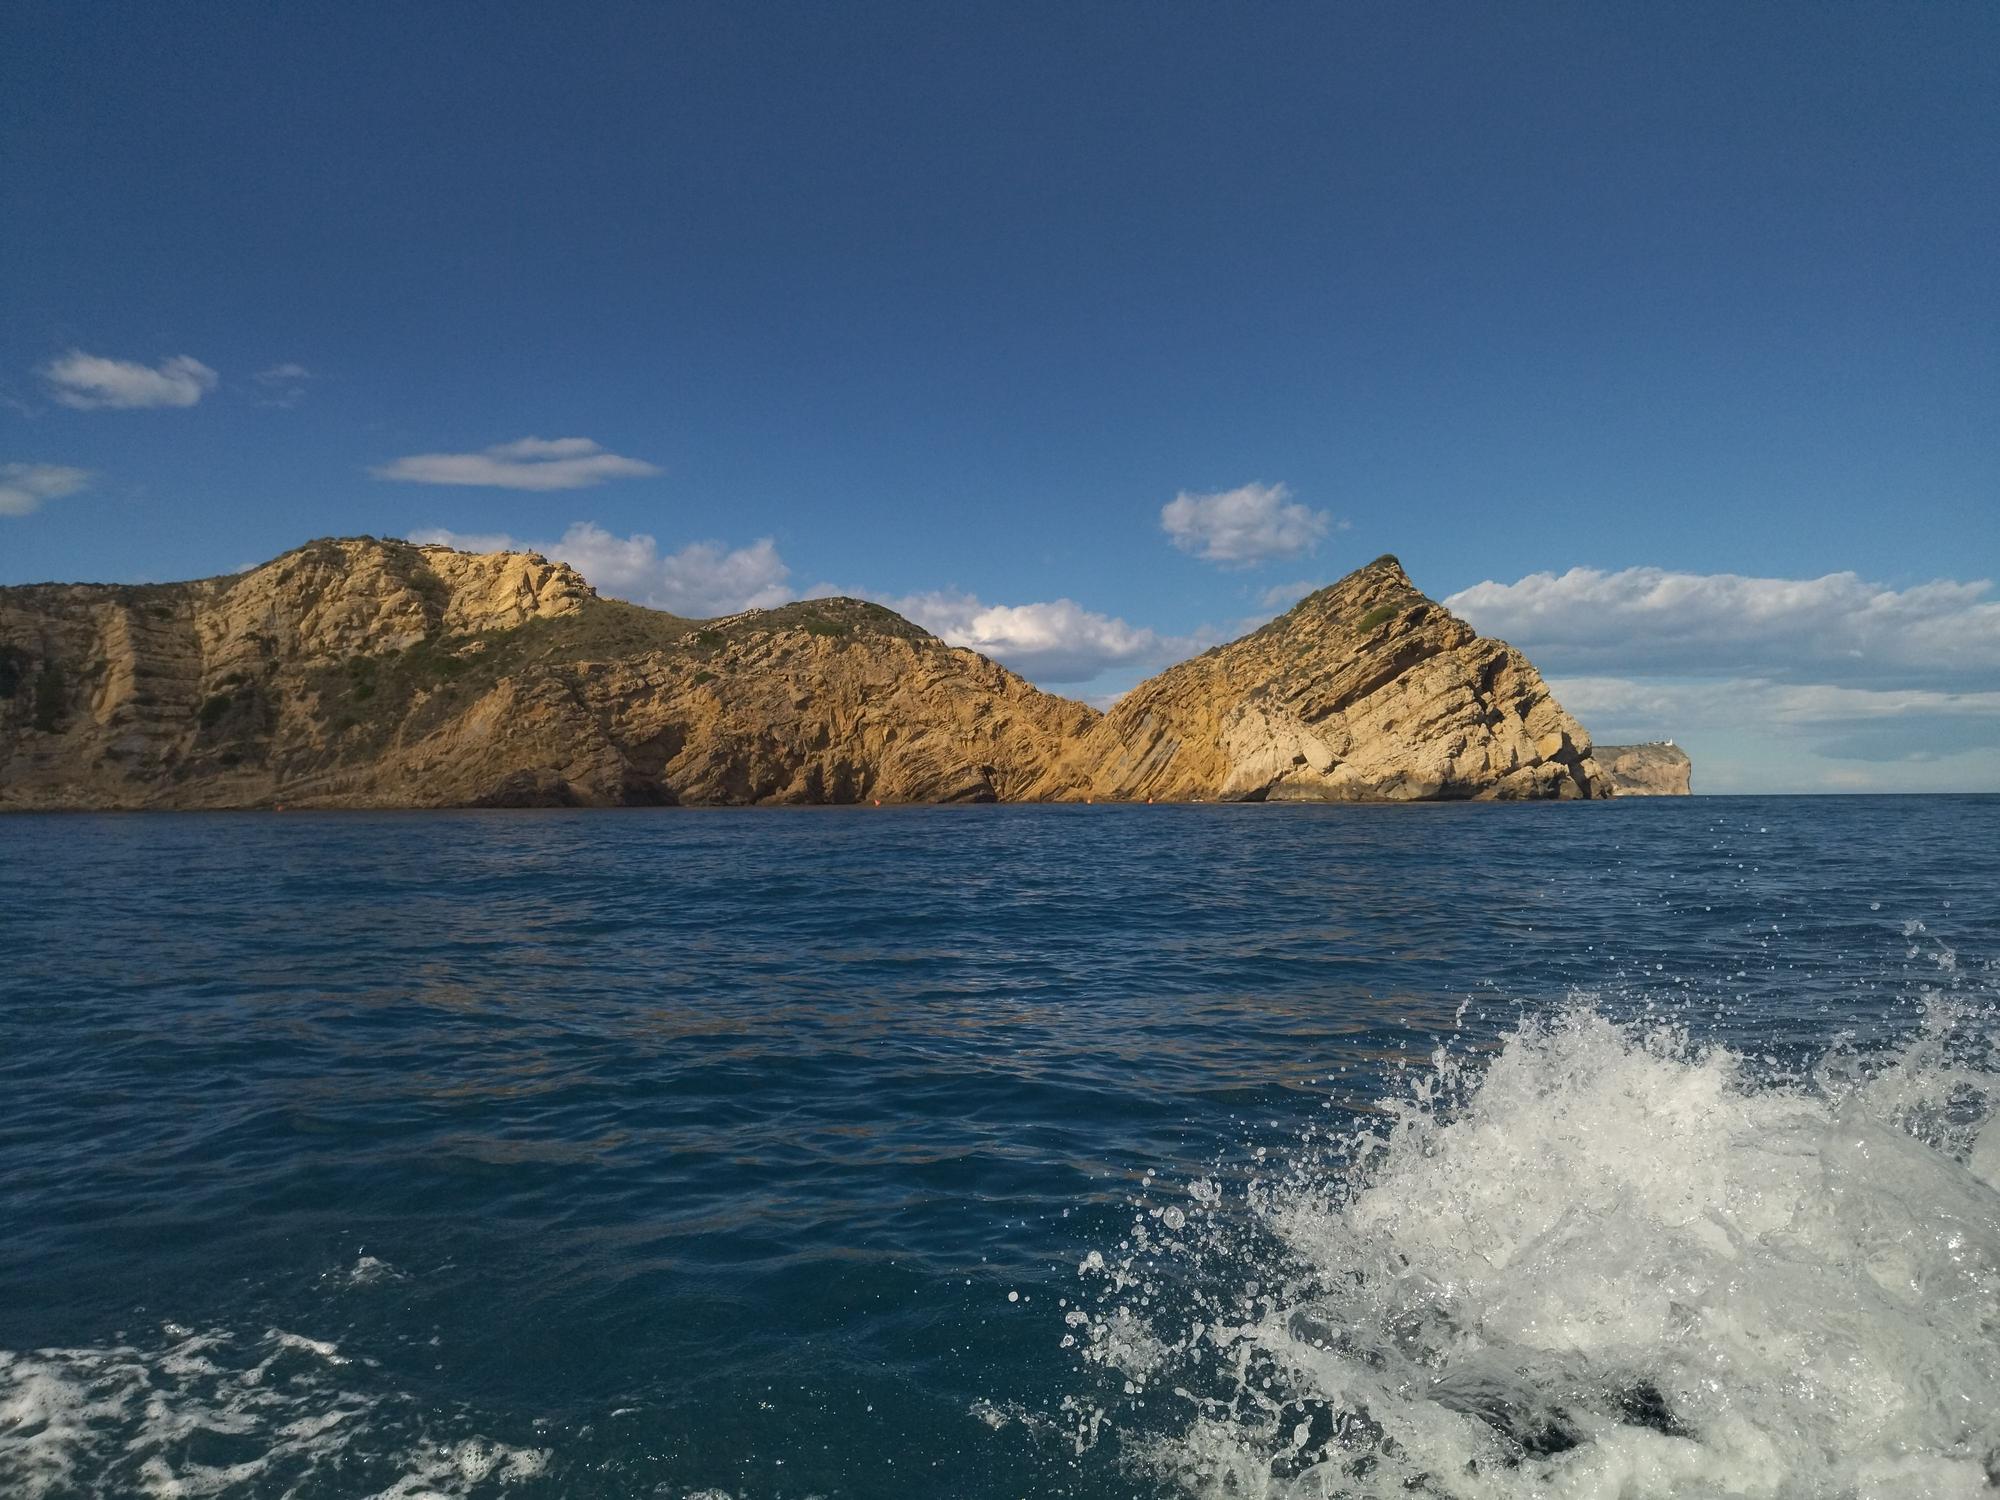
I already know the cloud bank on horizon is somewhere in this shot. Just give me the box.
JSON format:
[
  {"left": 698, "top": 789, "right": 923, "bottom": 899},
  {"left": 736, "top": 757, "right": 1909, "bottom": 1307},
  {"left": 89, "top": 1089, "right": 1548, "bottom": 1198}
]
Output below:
[{"left": 1446, "top": 566, "right": 2000, "bottom": 793}]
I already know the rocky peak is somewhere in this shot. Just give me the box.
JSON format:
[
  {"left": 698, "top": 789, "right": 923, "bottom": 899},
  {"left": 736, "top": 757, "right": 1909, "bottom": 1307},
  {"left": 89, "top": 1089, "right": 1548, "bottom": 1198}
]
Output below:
[
  {"left": 206, "top": 537, "right": 594, "bottom": 667},
  {"left": 1036, "top": 554, "right": 1606, "bottom": 801}
]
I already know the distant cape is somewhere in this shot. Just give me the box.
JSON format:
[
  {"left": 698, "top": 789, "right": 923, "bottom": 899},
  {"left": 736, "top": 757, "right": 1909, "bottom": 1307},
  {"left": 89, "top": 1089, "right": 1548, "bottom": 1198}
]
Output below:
[{"left": 0, "top": 539, "right": 1684, "bottom": 808}]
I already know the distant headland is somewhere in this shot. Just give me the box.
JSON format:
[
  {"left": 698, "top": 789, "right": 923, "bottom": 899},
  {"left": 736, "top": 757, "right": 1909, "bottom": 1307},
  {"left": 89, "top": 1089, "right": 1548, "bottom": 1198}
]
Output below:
[{"left": 0, "top": 540, "right": 1687, "bottom": 809}]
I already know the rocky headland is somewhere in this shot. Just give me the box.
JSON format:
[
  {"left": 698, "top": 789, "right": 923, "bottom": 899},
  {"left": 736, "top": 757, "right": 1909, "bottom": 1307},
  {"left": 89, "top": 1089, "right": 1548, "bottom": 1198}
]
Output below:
[
  {"left": 1033, "top": 556, "right": 1604, "bottom": 802},
  {"left": 0, "top": 538, "right": 1682, "bottom": 808},
  {"left": 1593, "top": 741, "right": 1695, "bottom": 796}
]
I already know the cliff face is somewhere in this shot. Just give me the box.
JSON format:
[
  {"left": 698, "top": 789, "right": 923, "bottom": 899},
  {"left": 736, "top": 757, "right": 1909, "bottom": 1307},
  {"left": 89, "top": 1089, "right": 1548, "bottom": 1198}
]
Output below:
[
  {"left": 1034, "top": 555, "right": 1605, "bottom": 802},
  {"left": 1593, "top": 742, "right": 1694, "bottom": 796},
  {"left": 1, "top": 540, "right": 1633, "bottom": 809},
  {"left": 0, "top": 537, "right": 1092, "bottom": 809}
]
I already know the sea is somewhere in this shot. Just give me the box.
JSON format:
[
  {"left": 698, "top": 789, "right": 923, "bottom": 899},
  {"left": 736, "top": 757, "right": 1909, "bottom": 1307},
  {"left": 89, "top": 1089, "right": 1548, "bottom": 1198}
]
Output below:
[{"left": 1, "top": 797, "right": 1996, "bottom": 1500}]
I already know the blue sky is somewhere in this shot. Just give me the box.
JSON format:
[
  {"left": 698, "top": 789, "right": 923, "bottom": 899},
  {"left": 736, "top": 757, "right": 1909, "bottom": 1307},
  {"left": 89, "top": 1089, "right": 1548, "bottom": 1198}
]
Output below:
[{"left": 3, "top": 2, "right": 1995, "bottom": 790}]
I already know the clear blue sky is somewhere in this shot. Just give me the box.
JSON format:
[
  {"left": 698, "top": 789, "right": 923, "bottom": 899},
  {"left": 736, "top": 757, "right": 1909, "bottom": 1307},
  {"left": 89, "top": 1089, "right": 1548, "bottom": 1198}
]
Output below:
[{"left": 3, "top": 3, "right": 1995, "bottom": 789}]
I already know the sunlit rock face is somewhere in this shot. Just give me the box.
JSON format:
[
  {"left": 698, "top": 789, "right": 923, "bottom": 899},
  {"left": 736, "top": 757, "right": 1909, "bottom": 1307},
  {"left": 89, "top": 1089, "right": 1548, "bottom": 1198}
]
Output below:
[
  {"left": 1035, "top": 555, "right": 1608, "bottom": 803},
  {"left": 1, "top": 542, "right": 1618, "bottom": 809},
  {"left": 1594, "top": 742, "right": 1695, "bottom": 796},
  {"left": 0, "top": 536, "right": 1091, "bottom": 809}
]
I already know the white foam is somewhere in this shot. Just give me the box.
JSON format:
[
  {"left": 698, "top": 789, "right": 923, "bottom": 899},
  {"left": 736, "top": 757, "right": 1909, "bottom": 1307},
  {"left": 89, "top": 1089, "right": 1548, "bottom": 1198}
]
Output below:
[
  {"left": 0, "top": 1325, "right": 548, "bottom": 1498},
  {"left": 1073, "top": 995, "right": 2000, "bottom": 1498}
]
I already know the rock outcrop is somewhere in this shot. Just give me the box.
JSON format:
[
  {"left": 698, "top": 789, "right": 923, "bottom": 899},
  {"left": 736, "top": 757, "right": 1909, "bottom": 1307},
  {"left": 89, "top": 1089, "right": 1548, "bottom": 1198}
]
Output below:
[
  {"left": 1593, "top": 742, "right": 1693, "bottom": 796},
  {"left": 1, "top": 540, "right": 1634, "bottom": 809},
  {"left": 1032, "top": 555, "right": 1605, "bottom": 802}
]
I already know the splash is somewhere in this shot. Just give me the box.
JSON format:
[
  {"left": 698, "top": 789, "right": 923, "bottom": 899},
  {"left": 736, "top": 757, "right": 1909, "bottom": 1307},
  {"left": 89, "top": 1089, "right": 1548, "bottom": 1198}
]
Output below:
[{"left": 1069, "top": 995, "right": 2000, "bottom": 1498}]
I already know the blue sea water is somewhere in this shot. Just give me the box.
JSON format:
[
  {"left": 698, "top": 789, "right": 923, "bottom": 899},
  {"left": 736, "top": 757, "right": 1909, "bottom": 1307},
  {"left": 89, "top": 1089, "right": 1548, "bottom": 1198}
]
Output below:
[{"left": 1, "top": 798, "right": 1996, "bottom": 1499}]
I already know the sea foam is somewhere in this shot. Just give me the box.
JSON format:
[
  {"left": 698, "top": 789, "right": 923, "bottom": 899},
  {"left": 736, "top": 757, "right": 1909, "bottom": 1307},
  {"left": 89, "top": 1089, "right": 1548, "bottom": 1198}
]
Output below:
[
  {"left": 0, "top": 1324, "right": 547, "bottom": 1499},
  {"left": 1069, "top": 993, "right": 2000, "bottom": 1498}
]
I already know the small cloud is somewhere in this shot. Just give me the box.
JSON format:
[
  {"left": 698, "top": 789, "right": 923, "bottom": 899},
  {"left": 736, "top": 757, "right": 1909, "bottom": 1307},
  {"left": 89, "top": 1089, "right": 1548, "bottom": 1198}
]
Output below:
[
  {"left": 0, "top": 462, "right": 91, "bottom": 517},
  {"left": 42, "top": 351, "right": 217, "bottom": 409},
  {"left": 1161, "top": 481, "right": 1334, "bottom": 567},
  {"left": 486, "top": 437, "right": 602, "bottom": 460},
  {"left": 881, "top": 589, "right": 1199, "bottom": 683},
  {"left": 373, "top": 437, "right": 661, "bottom": 491},
  {"left": 252, "top": 363, "right": 312, "bottom": 407}
]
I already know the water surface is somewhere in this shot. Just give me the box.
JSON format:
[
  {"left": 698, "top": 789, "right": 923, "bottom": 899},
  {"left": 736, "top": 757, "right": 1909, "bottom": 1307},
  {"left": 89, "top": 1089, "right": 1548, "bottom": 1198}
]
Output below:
[{"left": 2, "top": 798, "right": 1995, "bottom": 1497}]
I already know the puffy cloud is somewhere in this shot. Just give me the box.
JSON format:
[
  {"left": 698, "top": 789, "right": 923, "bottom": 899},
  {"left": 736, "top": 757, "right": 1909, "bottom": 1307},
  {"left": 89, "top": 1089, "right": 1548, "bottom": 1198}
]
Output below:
[
  {"left": 0, "top": 462, "right": 91, "bottom": 517},
  {"left": 1161, "top": 481, "right": 1334, "bottom": 566},
  {"left": 409, "top": 523, "right": 791, "bottom": 617},
  {"left": 42, "top": 351, "right": 217, "bottom": 409},
  {"left": 880, "top": 589, "right": 1197, "bottom": 683},
  {"left": 252, "top": 363, "right": 312, "bottom": 407},
  {"left": 373, "top": 437, "right": 661, "bottom": 491},
  {"left": 1446, "top": 566, "right": 2000, "bottom": 690},
  {"left": 657, "top": 537, "right": 792, "bottom": 616}
]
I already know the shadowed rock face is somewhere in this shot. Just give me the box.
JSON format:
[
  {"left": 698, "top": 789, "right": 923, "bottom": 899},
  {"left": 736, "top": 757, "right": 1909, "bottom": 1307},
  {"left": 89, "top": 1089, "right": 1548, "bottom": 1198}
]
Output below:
[
  {"left": 1594, "top": 742, "right": 1694, "bottom": 796},
  {"left": 0, "top": 540, "right": 1625, "bottom": 809},
  {"left": 1032, "top": 555, "right": 1607, "bottom": 802}
]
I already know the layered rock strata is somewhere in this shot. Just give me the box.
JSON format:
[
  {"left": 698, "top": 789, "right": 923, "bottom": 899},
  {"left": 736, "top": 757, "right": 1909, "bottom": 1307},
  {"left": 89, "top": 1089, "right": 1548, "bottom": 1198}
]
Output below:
[
  {"left": 1, "top": 540, "right": 1653, "bottom": 809},
  {"left": 1033, "top": 556, "right": 1606, "bottom": 802},
  {"left": 0, "top": 537, "right": 1091, "bottom": 808},
  {"left": 1593, "top": 742, "right": 1694, "bottom": 796}
]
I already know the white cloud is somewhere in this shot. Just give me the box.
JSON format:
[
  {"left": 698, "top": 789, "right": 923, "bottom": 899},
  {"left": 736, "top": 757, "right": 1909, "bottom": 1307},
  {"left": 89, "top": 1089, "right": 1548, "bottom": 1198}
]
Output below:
[
  {"left": 657, "top": 537, "right": 792, "bottom": 616},
  {"left": 373, "top": 437, "right": 661, "bottom": 491},
  {"left": 409, "top": 523, "right": 792, "bottom": 617},
  {"left": 1446, "top": 565, "right": 2000, "bottom": 690},
  {"left": 1161, "top": 481, "right": 1333, "bottom": 566},
  {"left": 880, "top": 589, "right": 1197, "bottom": 683},
  {"left": 0, "top": 463, "right": 91, "bottom": 517},
  {"left": 42, "top": 351, "right": 217, "bottom": 409},
  {"left": 252, "top": 363, "right": 312, "bottom": 407}
]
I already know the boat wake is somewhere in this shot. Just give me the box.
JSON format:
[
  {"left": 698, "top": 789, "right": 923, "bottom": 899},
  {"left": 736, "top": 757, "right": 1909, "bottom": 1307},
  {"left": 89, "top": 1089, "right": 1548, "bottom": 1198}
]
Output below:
[
  {"left": 0, "top": 1322, "right": 547, "bottom": 1499},
  {"left": 1067, "top": 984, "right": 2000, "bottom": 1498}
]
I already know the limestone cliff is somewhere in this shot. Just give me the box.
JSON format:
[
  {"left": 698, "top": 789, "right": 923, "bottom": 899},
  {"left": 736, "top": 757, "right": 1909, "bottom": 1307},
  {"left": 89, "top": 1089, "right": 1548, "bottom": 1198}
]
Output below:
[
  {"left": 1034, "top": 555, "right": 1606, "bottom": 802},
  {"left": 1593, "top": 742, "right": 1694, "bottom": 796},
  {"left": 0, "top": 537, "right": 1091, "bottom": 809},
  {"left": 2, "top": 540, "right": 1627, "bottom": 809}
]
